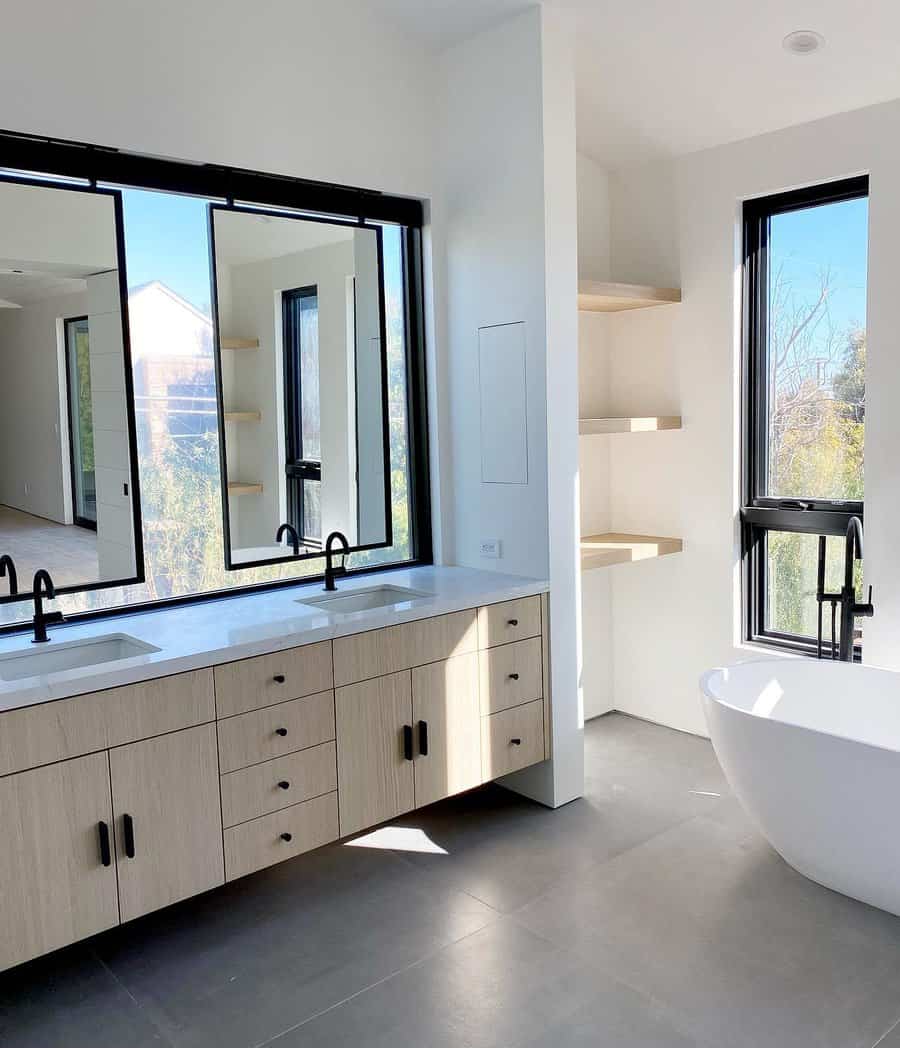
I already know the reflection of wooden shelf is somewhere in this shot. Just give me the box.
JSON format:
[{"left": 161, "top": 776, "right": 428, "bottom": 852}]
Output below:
[
  {"left": 228, "top": 482, "right": 263, "bottom": 496},
  {"left": 224, "top": 411, "right": 261, "bottom": 423},
  {"left": 579, "top": 416, "right": 681, "bottom": 435},
  {"left": 221, "top": 338, "right": 259, "bottom": 350},
  {"left": 578, "top": 282, "right": 681, "bottom": 313},
  {"left": 581, "top": 532, "right": 682, "bottom": 571}
]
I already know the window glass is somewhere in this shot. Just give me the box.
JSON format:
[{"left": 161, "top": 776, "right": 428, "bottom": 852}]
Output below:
[{"left": 765, "top": 197, "right": 867, "bottom": 501}]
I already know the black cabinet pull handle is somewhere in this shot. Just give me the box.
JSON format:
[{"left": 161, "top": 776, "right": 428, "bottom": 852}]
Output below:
[
  {"left": 403, "top": 724, "right": 414, "bottom": 761},
  {"left": 98, "top": 821, "right": 112, "bottom": 867},
  {"left": 277, "top": 780, "right": 291, "bottom": 790},
  {"left": 510, "top": 737, "right": 522, "bottom": 746},
  {"left": 275, "top": 727, "right": 288, "bottom": 737},
  {"left": 418, "top": 720, "right": 429, "bottom": 757},
  {"left": 123, "top": 813, "right": 136, "bottom": 859},
  {"left": 508, "top": 673, "right": 519, "bottom": 681},
  {"left": 508, "top": 618, "right": 519, "bottom": 627},
  {"left": 273, "top": 674, "right": 286, "bottom": 684},
  {"left": 280, "top": 832, "right": 293, "bottom": 843}
]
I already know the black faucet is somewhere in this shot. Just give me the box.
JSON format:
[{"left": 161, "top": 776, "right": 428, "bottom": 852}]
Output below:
[
  {"left": 323, "top": 531, "right": 350, "bottom": 592},
  {"left": 815, "top": 517, "right": 874, "bottom": 661},
  {"left": 276, "top": 523, "right": 300, "bottom": 556},
  {"left": 32, "top": 569, "right": 65, "bottom": 644},
  {"left": 0, "top": 554, "right": 17, "bottom": 597}
]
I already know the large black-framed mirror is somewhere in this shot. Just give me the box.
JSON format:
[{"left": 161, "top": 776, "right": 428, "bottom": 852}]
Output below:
[
  {"left": 0, "top": 175, "right": 144, "bottom": 605},
  {"left": 208, "top": 204, "right": 392, "bottom": 571}
]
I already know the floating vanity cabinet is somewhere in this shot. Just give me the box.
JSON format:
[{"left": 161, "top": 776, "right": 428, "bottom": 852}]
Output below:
[
  {"left": 335, "top": 671, "right": 416, "bottom": 836},
  {"left": 479, "top": 636, "right": 543, "bottom": 715},
  {"left": 411, "top": 652, "right": 482, "bottom": 808},
  {"left": 0, "top": 752, "right": 119, "bottom": 971},
  {"left": 482, "top": 699, "right": 545, "bottom": 779},
  {"left": 109, "top": 724, "right": 224, "bottom": 922},
  {"left": 213, "top": 641, "right": 333, "bottom": 717}
]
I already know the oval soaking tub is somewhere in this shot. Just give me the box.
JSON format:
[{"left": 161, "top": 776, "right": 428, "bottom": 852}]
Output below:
[{"left": 701, "top": 658, "right": 900, "bottom": 915}]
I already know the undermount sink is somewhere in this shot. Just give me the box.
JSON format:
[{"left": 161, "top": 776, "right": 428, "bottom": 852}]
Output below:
[
  {"left": 0, "top": 634, "right": 160, "bottom": 682},
  {"left": 297, "top": 584, "right": 431, "bottom": 615}
]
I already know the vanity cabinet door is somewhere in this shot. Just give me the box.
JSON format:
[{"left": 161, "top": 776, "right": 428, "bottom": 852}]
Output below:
[
  {"left": 0, "top": 752, "right": 119, "bottom": 972},
  {"left": 335, "top": 671, "right": 415, "bottom": 836},
  {"left": 110, "top": 724, "right": 224, "bottom": 922},
  {"left": 412, "top": 652, "right": 483, "bottom": 808}
]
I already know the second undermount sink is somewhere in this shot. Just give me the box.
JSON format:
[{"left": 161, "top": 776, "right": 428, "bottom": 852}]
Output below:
[
  {"left": 0, "top": 634, "right": 160, "bottom": 682},
  {"left": 297, "top": 584, "right": 431, "bottom": 615}
]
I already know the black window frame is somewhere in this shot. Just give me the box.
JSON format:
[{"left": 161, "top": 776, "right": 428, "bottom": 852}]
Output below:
[
  {"left": 0, "top": 126, "right": 432, "bottom": 637},
  {"left": 282, "top": 285, "right": 322, "bottom": 548},
  {"left": 742, "top": 175, "right": 868, "bottom": 656},
  {"left": 63, "top": 314, "right": 98, "bottom": 532}
]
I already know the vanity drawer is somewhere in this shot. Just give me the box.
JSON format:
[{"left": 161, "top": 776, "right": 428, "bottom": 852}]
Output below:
[
  {"left": 0, "top": 669, "right": 215, "bottom": 778},
  {"left": 479, "top": 637, "right": 543, "bottom": 715},
  {"left": 482, "top": 699, "right": 545, "bottom": 780},
  {"left": 477, "top": 596, "right": 542, "bottom": 650},
  {"left": 217, "top": 690, "right": 335, "bottom": 773},
  {"left": 333, "top": 609, "right": 478, "bottom": 686},
  {"left": 220, "top": 741, "right": 337, "bottom": 828},
  {"left": 223, "top": 791, "right": 339, "bottom": 881},
  {"left": 214, "top": 640, "right": 333, "bottom": 718}
]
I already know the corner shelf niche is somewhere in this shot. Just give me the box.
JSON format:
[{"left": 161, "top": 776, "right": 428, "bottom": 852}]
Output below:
[
  {"left": 227, "top": 482, "right": 263, "bottom": 497},
  {"left": 579, "top": 416, "right": 681, "bottom": 435},
  {"left": 581, "top": 533, "right": 683, "bottom": 572},
  {"left": 220, "top": 337, "right": 259, "bottom": 350},
  {"left": 578, "top": 281, "right": 681, "bottom": 313},
  {"left": 224, "top": 411, "right": 261, "bottom": 424}
]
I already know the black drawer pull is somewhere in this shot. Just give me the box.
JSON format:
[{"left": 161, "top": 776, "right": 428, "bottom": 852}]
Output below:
[
  {"left": 123, "top": 813, "right": 136, "bottom": 859},
  {"left": 275, "top": 727, "right": 288, "bottom": 737},
  {"left": 98, "top": 821, "right": 112, "bottom": 867},
  {"left": 508, "top": 618, "right": 519, "bottom": 627},
  {"left": 510, "top": 737, "right": 522, "bottom": 746},
  {"left": 273, "top": 674, "right": 286, "bottom": 684},
  {"left": 508, "top": 673, "right": 519, "bottom": 681},
  {"left": 403, "top": 724, "right": 414, "bottom": 761},
  {"left": 418, "top": 719, "right": 429, "bottom": 757},
  {"left": 277, "top": 780, "right": 291, "bottom": 790},
  {"left": 280, "top": 832, "right": 293, "bottom": 843}
]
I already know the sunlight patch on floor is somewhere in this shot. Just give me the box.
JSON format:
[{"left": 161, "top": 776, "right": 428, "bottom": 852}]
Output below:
[{"left": 344, "top": 826, "right": 449, "bottom": 854}]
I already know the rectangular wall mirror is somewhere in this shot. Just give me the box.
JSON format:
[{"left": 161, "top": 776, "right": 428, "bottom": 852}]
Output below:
[
  {"left": 0, "top": 178, "right": 143, "bottom": 605},
  {"left": 209, "top": 206, "right": 391, "bottom": 569}
]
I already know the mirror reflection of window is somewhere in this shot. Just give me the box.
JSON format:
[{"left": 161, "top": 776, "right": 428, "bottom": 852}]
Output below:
[
  {"left": 283, "top": 286, "right": 322, "bottom": 545},
  {"left": 64, "top": 316, "right": 96, "bottom": 530}
]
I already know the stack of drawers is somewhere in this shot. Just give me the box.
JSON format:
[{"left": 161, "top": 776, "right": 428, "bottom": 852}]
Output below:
[{"left": 213, "top": 641, "right": 339, "bottom": 881}]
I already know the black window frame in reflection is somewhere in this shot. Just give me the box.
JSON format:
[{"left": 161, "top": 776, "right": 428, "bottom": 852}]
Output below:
[
  {"left": 207, "top": 202, "right": 393, "bottom": 572},
  {"left": 63, "top": 314, "right": 97, "bottom": 532},
  {"left": 0, "top": 170, "right": 144, "bottom": 608},
  {"left": 282, "top": 285, "right": 322, "bottom": 547},
  {"left": 742, "top": 175, "right": 868, "bottom": 656}
]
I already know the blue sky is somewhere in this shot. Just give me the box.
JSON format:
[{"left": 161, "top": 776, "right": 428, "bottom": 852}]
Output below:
[
  {"left": 770, "top": 195, "right": 868, "bottom": 343},
  {"left": 121, "top": 188, "right": 215, "bottom": 314}
]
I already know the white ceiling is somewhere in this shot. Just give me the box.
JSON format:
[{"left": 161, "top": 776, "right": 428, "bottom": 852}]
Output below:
[
  {"left": 0, "top": 261, "right": 97, "bottom": 307},
  {"left": 372, "top": 0, "right": 900, "bottom": 170}
]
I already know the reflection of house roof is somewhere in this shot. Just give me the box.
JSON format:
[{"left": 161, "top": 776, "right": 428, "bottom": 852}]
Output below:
[{"left": 128, "top": 280, "right": 212, "bottom": 327}]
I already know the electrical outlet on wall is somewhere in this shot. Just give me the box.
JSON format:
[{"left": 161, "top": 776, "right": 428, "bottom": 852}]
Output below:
[{"left": 480, "top": 539, "right": 501, "bottom": 559}]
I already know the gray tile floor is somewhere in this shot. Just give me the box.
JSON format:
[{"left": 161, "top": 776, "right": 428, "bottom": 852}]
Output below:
[{"left": 4, "top": 712, "right": 900, "bottom": 1047}]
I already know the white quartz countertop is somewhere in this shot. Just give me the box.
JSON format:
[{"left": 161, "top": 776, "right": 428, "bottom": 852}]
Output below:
[{"left": 0, "top": 566, "right": 548, "bottom": 713}]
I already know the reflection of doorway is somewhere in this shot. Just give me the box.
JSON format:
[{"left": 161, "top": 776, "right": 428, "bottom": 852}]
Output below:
[
  {"left": 64, "top": 316, "right": 97, "bottom": 531},
  {"left": 282, "top": 286, "right": 322, "bottom": 546}
]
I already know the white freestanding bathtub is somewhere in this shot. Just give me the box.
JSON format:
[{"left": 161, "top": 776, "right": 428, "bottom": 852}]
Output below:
[{"left": 701, "top": 658, "right": 900, "bottom": 915}]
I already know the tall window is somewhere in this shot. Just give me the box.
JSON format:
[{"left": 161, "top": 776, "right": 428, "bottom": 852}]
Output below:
[
  {"left": 64, "top": 316, "right": 96, "bottom": 530},
  {"left": 743, "top": 177, "right": 868, "bottom": 653},
  {"left": 282, "top": 286, "right": 322, "bottom": 545}
]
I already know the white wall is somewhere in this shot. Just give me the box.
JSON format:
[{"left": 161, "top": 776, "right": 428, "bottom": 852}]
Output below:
[
  {"left": 0, "top": 288, "right": 87, "bottom": 522},
  {"left": 576, "top": 152, "right": 611, "bottom": 282},
  {"left": 594, "top": 98, "right": 900, "bottom": 735}
]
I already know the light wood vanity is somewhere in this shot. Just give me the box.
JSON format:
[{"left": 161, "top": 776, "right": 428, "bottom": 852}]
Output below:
[{"left": 0, "top": 592, "right": 550, "bottom": 972}]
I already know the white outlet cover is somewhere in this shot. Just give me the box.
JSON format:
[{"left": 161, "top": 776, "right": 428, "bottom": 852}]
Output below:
[{"left": 480, "top": 539, "right": 501, "bottom": 559}]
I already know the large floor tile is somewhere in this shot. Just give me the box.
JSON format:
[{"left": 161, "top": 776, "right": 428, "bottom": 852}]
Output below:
[
  {"left": 0, "top": 943, "right": 171, "bottom": 1048},
  {"left": 269, "top": 918, "right": 705, "bottom": 1048},
  {"left": 515, "top": 811, "right": 900, "bottom": 1048},
  {"left": 95, "top": 842, "right": 496, "bottom": 1048}
]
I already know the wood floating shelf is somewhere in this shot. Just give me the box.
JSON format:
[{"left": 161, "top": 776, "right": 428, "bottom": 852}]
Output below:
[
  {"left": 578, "top": 281, "right": 681, "bottom": 313},
  {"left": 227, "top": 482, "right": 263, "bottom": 496},
  {"left": 581, "top": 532, "right": 683, "bottom": 571},
  {"left": 220, "top": 338, "right": 259, "bottom": 350},
  {"left": 223, "top": 411, "right": 261, "bottom": 423},
  {"left": 579, "top": 416, "right": 681, "bottom": 435}
]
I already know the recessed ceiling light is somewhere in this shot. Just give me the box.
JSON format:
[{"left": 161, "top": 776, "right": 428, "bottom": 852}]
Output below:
[{"left": 783, "top": 30, "right": 825, "bottom": 56}]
